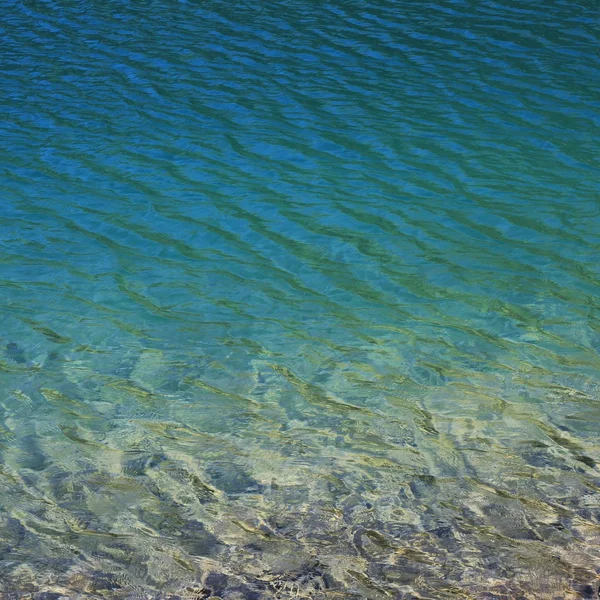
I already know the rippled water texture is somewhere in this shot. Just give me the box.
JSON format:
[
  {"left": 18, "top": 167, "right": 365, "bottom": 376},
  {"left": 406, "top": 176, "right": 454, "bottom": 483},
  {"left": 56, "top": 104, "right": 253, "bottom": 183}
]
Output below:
[{"left": 1, "top": 0, "right": 599, "bottom": 597}]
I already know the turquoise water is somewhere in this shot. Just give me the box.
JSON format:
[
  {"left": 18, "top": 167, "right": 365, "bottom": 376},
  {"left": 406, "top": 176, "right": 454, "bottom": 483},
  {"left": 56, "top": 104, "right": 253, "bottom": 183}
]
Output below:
[{"left": 1, "top": 0, "right": 599, "bottom": 597}]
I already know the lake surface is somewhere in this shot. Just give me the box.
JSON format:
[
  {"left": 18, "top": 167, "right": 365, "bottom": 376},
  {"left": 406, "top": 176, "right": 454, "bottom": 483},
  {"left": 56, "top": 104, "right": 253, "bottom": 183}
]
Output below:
[{"left": 1, "top": 0, "right": 599, "bottom": 597}]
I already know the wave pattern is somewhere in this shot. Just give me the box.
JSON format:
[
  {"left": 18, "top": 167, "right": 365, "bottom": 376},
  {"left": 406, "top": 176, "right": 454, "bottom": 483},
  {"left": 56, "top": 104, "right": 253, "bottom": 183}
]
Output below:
[{"left": 1, "top": 0, "right": 599, "bottom": 597}]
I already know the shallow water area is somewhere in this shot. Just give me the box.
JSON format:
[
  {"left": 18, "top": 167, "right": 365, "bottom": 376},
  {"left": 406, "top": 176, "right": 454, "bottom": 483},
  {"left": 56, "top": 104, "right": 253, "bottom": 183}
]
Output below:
[{"left": 1, "top": 0, "right": 599, "bottom": 597}]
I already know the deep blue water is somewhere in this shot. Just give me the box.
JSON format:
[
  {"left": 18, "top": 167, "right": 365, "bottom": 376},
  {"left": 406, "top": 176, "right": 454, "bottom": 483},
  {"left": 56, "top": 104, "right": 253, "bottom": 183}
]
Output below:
[{"left": 1, "top": 0, "right": 599, "bottom": 597}]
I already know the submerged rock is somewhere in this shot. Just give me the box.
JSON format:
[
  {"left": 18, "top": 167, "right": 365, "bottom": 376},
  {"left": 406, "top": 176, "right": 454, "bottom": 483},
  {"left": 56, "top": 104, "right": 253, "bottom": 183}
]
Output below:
[
  {"left": 5, "top": 342, "right": 26, "bottom": 364},
  {"left": 122, "top": 452, "right": 168, "bottom": 477},
  {"left": 179, "top": 520, "right": 220, "bottom": 557},
  {"left": 17, "top": 434, "right": 49, "bottom": 472},
  {"left": 206, "top": 462, "right": 263, "bottom": 496}
]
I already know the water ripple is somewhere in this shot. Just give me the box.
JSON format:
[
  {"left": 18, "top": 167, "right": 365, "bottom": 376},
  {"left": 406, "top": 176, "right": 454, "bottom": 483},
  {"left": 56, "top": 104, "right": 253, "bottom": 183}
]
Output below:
[{"left": 1, "top": 0, "right": 599, "bottom": 597}]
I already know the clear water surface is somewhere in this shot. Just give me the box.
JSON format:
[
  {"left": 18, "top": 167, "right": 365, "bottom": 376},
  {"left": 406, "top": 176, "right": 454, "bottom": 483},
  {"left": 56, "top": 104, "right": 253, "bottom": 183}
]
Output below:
[{"left": 1, "top": 0, "right": 599, "bottom": 597}]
